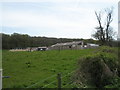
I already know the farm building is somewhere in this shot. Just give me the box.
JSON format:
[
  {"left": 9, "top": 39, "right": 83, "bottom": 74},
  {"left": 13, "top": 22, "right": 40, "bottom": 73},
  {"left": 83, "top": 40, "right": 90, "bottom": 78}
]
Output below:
[
  {"left": 37, "top": 47, "right": 48, "bottom": 51},
  {"left": 9, "top": 42, "right": 99, "bottom": 51},
  {"left": 48, "top": 41, "right": 84, "bottom": 50}
]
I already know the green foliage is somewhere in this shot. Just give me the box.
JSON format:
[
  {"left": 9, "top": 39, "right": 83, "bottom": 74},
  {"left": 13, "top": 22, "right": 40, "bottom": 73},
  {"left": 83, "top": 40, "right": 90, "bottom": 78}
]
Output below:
[
  {"left": 73, "top": 46, "right": 119, "bottom": 88},
  {"left": 2, "top": 33, "right": 30, "bottom": 49},
  {"left": 98, "top": 46, "right": 118, "bottom": 53},
  {"left": 2, "top": 33, "right": 81, "bottom": 49},
  {"left": 104, "top": 77, "right": 120, "bottom": 88},
  {"left": 2, "top": 33, "right": 99, "bottom": 49}
]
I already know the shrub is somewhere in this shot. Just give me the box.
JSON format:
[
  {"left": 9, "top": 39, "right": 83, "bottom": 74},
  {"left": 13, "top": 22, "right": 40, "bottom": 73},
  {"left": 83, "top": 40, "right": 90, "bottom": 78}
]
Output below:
[
  {"left": 104, "top": 77, "right": 120, "bottom": 88},
  {"left": 97, "top": 46, "right": 118, "bottom": 54},
  {"left": 73, "top": 51, "right": 119, "bottom": 88}
]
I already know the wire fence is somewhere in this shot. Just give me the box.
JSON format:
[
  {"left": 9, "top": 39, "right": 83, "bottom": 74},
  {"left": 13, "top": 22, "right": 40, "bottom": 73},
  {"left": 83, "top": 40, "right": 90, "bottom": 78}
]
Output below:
[
  {"left": 61, "top": 70, "right": 75, "bottom": 79},
  {"left": 62, "top": 81, "right": 73, "bottom": 88},
  {"left": 26, "top": 74, "right": 56, "bottom": 88},
  {"left": 42, "top": 79, "right": 56, "bottom": 88},
  {"left": 26, "top": 70, "right": 79, "bottom": 88}
]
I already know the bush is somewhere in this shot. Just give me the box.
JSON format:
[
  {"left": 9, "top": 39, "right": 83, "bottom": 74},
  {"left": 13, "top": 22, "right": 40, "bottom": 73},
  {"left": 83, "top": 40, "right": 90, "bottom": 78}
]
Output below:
[
  {"left": 73, "top": 51, "right": 119, "bottom": 88},
  {"left": 104, "top": 77, "right": 120, "bottom": 88},
  {"left": 97, "top": 46, "right": 118, "bottom": 54}
]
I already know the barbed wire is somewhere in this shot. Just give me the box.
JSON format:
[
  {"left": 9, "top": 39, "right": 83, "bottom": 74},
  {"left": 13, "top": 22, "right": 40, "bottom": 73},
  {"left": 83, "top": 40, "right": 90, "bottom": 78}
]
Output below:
[
  {"left": 26, "top": 74, "right": 56, "bottom": 88},
  {"left": 70, "top": 82, "right": 80, "bottom": 88},
  {"left": 26, "top": 70, "right": 75, "bottom": 88},
  {"left": 61, "top": 70, "right": 75, "bottom": 79},
  {"left": 62, "top": 81, "right": 73, "bottom": 88},
  {"left": 42, "top": 79, "right": 56, "bottom": 88}
]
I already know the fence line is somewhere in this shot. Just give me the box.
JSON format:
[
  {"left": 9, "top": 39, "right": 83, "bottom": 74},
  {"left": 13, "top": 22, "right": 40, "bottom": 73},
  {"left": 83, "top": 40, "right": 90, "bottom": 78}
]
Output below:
[
  {"left": 61, "top": 70, "right": 75, "bottom": 79},
  {"left": 61, "top": 71, "right": 75, "bottom": 88},
  {"left": 26, "top": 74, "right": 56, "bottom": 88},
  {"left": 26, "top": 70, "right": 76, "bottom": 88},
  {"left": 69, "top": 82, "right": 80, "bottom": 88},
  {"left": 42, "top": 79, "right": 56, "bottom": 88},
  {"left": 62, "top": 81, "right": 73, "bottom": 88},
  {"left": 62, "top": 81, "right": 80, "bottom": 88}
]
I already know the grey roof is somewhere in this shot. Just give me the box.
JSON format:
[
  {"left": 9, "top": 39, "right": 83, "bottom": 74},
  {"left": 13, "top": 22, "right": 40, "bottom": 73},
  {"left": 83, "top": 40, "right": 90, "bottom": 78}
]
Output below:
[{"left": 51, "top": 41, "right": 83, "bottom": 47}]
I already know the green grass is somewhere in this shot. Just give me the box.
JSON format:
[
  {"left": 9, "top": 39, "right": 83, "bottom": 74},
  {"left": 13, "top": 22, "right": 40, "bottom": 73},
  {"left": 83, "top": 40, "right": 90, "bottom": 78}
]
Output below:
[{"left": 2, "top": 49, "right": 95, "bottom": 88}]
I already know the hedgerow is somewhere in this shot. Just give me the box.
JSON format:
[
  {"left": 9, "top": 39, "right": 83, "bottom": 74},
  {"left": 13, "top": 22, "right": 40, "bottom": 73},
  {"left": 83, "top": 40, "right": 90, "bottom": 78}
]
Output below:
[{"left": 73, "top": 46, "right": 119, "bottom": 88}]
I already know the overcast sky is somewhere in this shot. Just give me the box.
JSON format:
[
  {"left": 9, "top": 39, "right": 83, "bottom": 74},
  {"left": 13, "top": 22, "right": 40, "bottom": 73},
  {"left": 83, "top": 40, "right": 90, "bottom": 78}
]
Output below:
[{"left": 0, "top": 0, "right": 119, "bottom": 39}]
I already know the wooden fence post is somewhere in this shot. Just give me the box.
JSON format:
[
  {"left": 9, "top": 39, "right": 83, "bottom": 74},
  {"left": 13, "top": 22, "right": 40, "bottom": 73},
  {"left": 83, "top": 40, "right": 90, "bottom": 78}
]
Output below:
[{"left": 57, "top": 73, "right": 61, "bottom": 88}]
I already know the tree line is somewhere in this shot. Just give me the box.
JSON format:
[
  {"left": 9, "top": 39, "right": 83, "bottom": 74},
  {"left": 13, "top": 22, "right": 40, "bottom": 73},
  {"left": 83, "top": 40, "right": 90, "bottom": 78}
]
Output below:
[{"left": 1, "top": 33, "right": 98, "bottom": 49}]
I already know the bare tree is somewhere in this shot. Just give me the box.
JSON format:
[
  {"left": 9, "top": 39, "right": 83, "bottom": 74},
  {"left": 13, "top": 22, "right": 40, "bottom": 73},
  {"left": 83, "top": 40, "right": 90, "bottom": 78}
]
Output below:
[
  {"left": 95, "top": 11, "right": 105, "bottom": 42},
  {"left": 92, "top": 7, "right": 116, "bottom": 45},
  {"left": 105, "top": 8, "right": 113, "bottom": 42}
]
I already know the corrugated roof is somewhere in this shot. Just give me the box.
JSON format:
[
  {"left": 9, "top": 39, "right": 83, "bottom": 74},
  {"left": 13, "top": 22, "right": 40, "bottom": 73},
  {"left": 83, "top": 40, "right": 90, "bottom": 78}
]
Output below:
[{"left": 51, "top": 41, "right": 82, "bottom": 47}]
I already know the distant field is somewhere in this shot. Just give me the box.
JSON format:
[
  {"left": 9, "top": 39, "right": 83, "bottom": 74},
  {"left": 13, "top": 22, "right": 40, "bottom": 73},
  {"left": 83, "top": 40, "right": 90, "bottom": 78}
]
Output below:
[{"left": 2, "top": 49, "right": 95, "bottom": 88}]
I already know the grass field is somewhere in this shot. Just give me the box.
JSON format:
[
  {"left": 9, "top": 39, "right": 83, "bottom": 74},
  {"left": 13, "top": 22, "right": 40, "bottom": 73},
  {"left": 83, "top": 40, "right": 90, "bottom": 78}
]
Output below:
[{"left": 2, "top": 49, "right": 95, "bottom": 88}]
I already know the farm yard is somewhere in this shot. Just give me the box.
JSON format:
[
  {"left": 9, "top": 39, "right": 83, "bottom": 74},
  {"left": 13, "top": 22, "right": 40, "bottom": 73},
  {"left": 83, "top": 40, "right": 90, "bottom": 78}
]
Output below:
[{"left": 2, "top": 49, "right": 95, "bottom": 88}]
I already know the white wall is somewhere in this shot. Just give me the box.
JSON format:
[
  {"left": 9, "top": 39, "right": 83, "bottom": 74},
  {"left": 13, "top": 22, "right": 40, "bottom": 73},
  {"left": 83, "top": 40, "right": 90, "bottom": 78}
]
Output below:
[{"left": 118, "top": 1, "right": 120, "bottom": 40}]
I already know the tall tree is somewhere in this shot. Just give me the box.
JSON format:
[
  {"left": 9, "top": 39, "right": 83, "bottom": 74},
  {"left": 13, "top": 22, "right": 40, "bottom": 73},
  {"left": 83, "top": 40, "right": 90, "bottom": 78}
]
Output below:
[{"left": 92, "top": 7, "right": 116, "bottom": 45}]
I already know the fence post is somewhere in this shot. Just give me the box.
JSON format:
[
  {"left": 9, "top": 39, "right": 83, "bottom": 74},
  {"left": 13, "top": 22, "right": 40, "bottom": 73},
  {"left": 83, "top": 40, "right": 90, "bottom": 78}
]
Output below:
[
  {"left": 0, "top": 69, "right": 2, "bottom": 90},
  {"left": 57, "top": 73, "right": 61, "bottom": 88}
]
